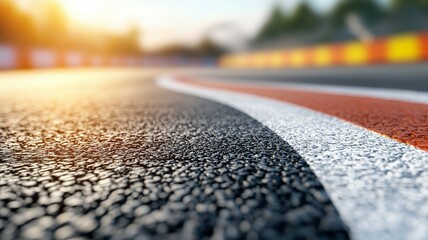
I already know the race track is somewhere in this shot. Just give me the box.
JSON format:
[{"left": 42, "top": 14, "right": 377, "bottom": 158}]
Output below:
[
  {"left": 1, "top": 67, "right": 427, "bottom": 240},
  {"left": 197, "top": 63, "right": 428, "bottom": 91}
]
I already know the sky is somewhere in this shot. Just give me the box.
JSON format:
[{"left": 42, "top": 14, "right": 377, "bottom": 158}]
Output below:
[{"left": 18, "top": 0, "right": 386, "bottom": 50}]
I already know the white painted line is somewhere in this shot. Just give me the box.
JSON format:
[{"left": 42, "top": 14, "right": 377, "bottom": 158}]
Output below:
[{"left": 158, "top": 76, "right": 428, "bottom": 240}]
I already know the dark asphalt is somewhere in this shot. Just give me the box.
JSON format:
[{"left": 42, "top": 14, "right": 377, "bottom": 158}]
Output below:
[
  {"left": 196, "top": 63, "right": 428, "bottom": 92},
  {"left": 0, "top": 70, "right": 349, "bottom": 240}
]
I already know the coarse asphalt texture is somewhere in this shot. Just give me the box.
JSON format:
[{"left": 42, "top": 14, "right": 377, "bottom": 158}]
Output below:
[
  {"left": 0, "top": 70, "right": 349, "bottom": 240},
  {"left": 161, "top": 75, "right": 428, "bottom": 240}
]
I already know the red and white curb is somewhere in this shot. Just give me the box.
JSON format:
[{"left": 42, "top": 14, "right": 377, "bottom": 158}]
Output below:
[{"left": 157, "top": 76, "right": 428, "bottom": 240}]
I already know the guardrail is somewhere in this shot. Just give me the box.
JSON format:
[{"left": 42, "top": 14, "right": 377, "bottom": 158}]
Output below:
[
  {"left": 0, "top": 45, "right": 218, "bottom": 70},
  {"left": 220, "top": 32, "right": 428, "bottom": 68}
]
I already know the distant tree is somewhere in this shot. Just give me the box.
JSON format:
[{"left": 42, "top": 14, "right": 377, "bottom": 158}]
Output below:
[
  {"left": 387, "top": 0, "right": 428, "bottom": 31},
  {"left": 257, "top": 5, "right": 287, "bottom": 40},
  {"left": 103, "top": 25, "right": 143, "bottom": 55},
  {"left": 152, "top": 38, "right": 224, "bottom": 57},
  {"left": 420, "top": 0, "right": 428, "bottom": 11},
  {"left": 389, "top": 0, "right": 428, "bottom": 14},
  {"left": 0, "top": 0, "right": 19, "bottom": 42},
  {"left": 154, "top": 44, "right": 194, "bottom": 56},
  {"left": 122, "top": 25, "right": 142, "bottom": 55},
  {"left": 256, "top": 2, "right": 319, "bottom": 41},
  {"left": 286, "top": 1, "right": 320, "bottom": 32},
  {"left": 0, "top": 0, "right": 144, "bottom": 55},
  {"left": 38, "top": 0, "right": 69, "bottom": 47},
  {"left": 328, "top": 0, "right": 384, "bottom": 27},
  {"left": 0, "top": 0, "right": 37, "bottom": 45},
  {"left": 195, "top": 37, "right": 225, "bottom": 56},
  {"left": 391, "top": 0, "right": 420, "bottom": 11}
]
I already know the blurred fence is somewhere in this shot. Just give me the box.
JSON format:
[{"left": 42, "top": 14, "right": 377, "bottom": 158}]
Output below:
[
  {"left": 221, "top": 32, "right": 428, "bottom": 69},
  {"left": 0, "top": 45, "right": 218, "bottom": 70}
]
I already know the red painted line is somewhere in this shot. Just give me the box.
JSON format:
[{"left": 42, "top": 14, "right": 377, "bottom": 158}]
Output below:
[{"left": 178, "top": 78, "right": 428, "bottom": 152}]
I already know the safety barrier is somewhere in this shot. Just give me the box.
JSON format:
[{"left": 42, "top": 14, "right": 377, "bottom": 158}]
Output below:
[
  {"left": 0, "top": 44, "right": 217, "bottom": 70},
  {"left": 0, "top": 45, "right": 17, "bottom": 69},
  {"left": 220, "top": 32, "right": 428, "bottom": 68}
]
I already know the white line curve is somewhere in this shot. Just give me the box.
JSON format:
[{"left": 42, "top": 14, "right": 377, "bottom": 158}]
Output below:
[{"left": 158, "top": 76, "right": 428, "bottom": 240}]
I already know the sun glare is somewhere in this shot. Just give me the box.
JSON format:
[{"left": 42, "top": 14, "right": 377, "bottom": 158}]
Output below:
[{"left": 60, "top": 0, "right": 108, "bottom": 27}]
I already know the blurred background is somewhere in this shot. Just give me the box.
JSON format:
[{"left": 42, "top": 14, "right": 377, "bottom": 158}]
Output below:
[
  {"left": 250, "top": 0, "right": 427, "bottom": 50},
  {"left": 0, "top": 0, "right": 428, "bottom": 69}
]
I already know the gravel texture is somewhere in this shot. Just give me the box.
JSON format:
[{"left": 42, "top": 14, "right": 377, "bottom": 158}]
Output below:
[{"left": 0, "top": 72, "right": 349, "bottom": 240}]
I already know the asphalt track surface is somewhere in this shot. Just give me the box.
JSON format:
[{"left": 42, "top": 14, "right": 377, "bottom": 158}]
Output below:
[
  {"left": 161, "top": 74, "right": 428, "bottom": 240},
  {"left": 197, "top": 63, "right": 428, "bottom": 91},
  {"left": 1, "top": 67, "right": 428, "bottom": 240},
  {"left": 0, "top": 70, "right": 349, "bottom": 240},
  {"left": 174, "top": 77, "right": 428, "bottom": 151}
]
